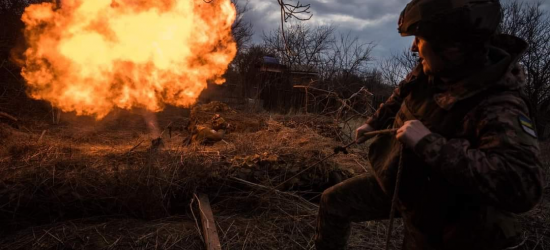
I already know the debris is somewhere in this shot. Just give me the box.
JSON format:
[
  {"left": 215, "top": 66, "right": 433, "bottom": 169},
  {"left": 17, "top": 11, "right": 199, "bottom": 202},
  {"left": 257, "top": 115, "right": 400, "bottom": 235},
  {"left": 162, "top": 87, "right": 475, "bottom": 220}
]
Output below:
[
  {"left": 38, "top": 130, "right": 47, "bottom": 143},
  {"left": 197, "top": 194, "right": 222, "bottom": 250},
  {"left": 211, "top": 114, "right": 232, "bottom": 132},
  {"left": 192, "top": 101, "right": 236, "bottom": 115},
  {"left": 230, "top": 152, "right": 279, "bottom": 168},
  {"left": 0, "top": 107, "right": 402, "bottom": 249},
  {"left": 190, "top": 101, "right": 266, "bottom": 133},
  {"left": 0, "top": 111, "right": 19, "bottom": 128},
  {"left": 184, "top": 124, "right": 226, "bottom": 146}
]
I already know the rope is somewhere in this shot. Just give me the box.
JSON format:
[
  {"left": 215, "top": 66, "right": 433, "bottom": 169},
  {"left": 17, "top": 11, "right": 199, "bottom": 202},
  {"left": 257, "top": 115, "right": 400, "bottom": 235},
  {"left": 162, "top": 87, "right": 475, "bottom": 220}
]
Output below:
[{"left": 385, "top": 143, "right": 405, "bottom": 250}]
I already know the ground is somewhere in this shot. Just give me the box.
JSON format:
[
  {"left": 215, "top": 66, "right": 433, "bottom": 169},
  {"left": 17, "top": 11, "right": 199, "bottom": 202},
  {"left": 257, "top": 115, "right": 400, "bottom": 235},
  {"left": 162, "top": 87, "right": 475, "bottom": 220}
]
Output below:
[{"left": 0, "top": 103, "right": 548, "bottom": 250}]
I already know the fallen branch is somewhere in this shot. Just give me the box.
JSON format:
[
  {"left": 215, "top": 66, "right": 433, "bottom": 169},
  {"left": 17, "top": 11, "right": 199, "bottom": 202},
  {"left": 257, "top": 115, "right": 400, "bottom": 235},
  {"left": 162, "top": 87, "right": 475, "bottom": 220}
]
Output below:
[
  {"left": 0, "top": 111, "right": 18, "bottom": 124},
  {"left": 197, "top": 193, "right": 222, "bottom": 250}
]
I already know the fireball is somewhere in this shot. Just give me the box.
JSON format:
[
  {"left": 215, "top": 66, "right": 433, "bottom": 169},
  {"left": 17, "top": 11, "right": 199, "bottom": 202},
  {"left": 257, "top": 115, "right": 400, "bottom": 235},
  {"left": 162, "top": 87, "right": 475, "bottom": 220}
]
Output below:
[{"left": 20, "top": 0, "right": 237, "bottom": 118}]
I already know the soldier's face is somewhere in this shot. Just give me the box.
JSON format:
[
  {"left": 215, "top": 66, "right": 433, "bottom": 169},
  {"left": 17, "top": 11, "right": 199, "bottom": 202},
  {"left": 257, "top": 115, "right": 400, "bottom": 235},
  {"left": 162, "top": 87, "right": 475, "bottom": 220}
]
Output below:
[
  {"left": 411, "top": 36, "right": 464, "bottom": 77},
  {"left": 411, "top": 36, "right": 444, "bottom": 76}
]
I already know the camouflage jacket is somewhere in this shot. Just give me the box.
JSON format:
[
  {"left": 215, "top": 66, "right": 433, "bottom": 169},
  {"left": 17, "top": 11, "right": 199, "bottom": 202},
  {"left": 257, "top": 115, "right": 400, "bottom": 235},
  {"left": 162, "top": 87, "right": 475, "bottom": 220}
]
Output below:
[{"left": 366, "top": 34, "right": 544, "bottom": 250}]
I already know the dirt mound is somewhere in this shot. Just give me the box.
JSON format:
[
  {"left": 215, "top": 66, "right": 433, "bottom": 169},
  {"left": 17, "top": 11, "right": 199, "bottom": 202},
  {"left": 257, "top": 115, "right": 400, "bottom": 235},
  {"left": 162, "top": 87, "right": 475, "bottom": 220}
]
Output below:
[
  {"left": 192, "top": 101, "right": 236, "bottom": 114},
  {"left": 190, "top": 101, "right": 267, "bottom": 133}
]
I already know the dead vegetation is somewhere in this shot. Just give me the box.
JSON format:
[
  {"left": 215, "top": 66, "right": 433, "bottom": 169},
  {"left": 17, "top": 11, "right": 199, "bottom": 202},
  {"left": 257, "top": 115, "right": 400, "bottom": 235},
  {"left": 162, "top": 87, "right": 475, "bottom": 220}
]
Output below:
[
  {"left": 0, "top": 103, "right": 547, "bottom": 250},
  {"left": 0, "top": 103, "right": 380, "bottom": 250}
]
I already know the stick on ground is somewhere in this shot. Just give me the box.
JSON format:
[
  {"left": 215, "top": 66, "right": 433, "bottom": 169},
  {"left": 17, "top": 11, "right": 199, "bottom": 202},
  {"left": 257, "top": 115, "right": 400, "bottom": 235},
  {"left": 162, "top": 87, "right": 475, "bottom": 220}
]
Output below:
[{"left": 198, "top": 193, "right": 222, "bottom": 250}]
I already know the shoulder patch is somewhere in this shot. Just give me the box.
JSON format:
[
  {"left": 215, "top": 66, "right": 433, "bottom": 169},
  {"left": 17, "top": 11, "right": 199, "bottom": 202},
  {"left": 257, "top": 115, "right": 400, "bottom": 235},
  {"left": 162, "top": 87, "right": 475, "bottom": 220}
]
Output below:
[{"left": 518, "top": 115, "right": 537, "bottom": 139}]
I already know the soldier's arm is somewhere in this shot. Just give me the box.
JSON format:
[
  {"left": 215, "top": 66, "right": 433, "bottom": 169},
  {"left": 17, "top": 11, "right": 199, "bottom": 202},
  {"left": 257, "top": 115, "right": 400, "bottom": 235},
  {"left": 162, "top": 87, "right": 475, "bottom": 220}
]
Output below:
[
  {"left": 414, "top": 96, "right": 544, "bottom": 213},
  {"left": 366, "top": 65, "right": 422, "bottom": 130}
]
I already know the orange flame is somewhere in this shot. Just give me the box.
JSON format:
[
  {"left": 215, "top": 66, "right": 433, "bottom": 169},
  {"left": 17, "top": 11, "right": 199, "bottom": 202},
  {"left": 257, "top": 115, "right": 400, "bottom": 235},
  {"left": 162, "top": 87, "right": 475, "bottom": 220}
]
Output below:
[{"left": 20, "top": 0, "right": 237, "bottom": 118}]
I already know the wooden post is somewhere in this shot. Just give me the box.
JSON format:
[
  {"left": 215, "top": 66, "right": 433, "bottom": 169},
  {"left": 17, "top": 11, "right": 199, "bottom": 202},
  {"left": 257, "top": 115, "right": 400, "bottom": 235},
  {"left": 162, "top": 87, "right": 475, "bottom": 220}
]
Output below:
[
  {"left": 305, "top": 87, "right": 309, "bottom": 114},
  {"left": 198, "top": 194, "right": 222, "bottom": 250}
]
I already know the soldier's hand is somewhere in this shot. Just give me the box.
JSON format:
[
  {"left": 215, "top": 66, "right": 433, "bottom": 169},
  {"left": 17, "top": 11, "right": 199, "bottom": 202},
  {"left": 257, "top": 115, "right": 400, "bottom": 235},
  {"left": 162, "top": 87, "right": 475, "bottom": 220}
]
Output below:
[
  {"left": 355, "top": 124, "right": 375, "bottom": 144},
  {"left": 396, "top": 120, "right": 431, "bottom": 148}
]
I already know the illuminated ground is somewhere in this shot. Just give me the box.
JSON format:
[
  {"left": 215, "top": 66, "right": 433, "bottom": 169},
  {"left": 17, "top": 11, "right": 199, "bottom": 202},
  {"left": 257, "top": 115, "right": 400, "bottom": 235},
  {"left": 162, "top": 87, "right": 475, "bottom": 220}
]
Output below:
[{"left": 0, "top": 104, "right": 548, "bottom": 249}]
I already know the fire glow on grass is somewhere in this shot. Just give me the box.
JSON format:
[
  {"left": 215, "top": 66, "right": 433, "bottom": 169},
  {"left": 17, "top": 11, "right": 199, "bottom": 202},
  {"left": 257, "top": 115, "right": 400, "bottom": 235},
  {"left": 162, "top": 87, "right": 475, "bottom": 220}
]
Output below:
[{"left": 20, "top": 0, "right": 237, "bottom": 119}]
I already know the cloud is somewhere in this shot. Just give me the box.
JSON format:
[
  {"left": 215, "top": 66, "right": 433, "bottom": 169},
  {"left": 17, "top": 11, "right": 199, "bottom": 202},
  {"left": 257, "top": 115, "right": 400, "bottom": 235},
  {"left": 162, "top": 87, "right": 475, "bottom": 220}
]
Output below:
[
  {"left": 243, "top": 0, "right": 548, "bottom": 60},
  {"left": 244, "top": 0, "right": 412, "bottom": 59}
]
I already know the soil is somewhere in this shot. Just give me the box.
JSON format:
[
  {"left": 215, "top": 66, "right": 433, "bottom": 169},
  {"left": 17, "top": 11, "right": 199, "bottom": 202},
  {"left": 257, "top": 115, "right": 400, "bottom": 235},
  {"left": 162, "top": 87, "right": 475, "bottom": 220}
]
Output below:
[{"left": 0, "top": 103, "right": 547, "bottom": 250}]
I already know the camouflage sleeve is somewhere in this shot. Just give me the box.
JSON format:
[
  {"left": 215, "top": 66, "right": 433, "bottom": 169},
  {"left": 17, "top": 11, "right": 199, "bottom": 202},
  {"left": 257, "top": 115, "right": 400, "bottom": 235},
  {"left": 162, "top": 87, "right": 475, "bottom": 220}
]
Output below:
[
  {"left": 366, "top": 65, "right": 422, "bottom": 130},
  {"left": 414, "top": 96, "right": 544, "bottom": 213}
]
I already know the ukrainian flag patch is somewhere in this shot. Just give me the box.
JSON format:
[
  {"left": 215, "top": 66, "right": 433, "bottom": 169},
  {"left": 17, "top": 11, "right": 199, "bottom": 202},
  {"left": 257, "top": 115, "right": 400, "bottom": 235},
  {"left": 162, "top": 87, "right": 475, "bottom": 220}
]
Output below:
[{"left": 518, "top": 115, "right": 537, "bottom": 138}]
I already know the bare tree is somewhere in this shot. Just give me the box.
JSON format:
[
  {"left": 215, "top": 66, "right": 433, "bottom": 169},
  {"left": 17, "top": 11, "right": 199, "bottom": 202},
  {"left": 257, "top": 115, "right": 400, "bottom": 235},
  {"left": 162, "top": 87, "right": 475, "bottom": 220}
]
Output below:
[
  {"left": 261, "top": 22, "right": 380, "bottom": 133},
  {"left": 379, "top": 49, "right": 418, "bottom": 87},
  {"left": 276, "top": 0, "right": 312, "bottom": 51},
  {"left": 321, "top": 33, "right": 375, "bottom": 85},
  {"left": 263, "top": 24, "right": 376, "bottom": 90},
  {"left": 277, "top": 0, "right": 312, "bottom": 22},
  {"left": 262, "top": 23, "right": 335, "bottom": 71},
  {"left": 500, "top": 1, "right": 550, "bottom": 139},
  {"left": 231, "top": 0, "right": 253, "bottom": 50}
]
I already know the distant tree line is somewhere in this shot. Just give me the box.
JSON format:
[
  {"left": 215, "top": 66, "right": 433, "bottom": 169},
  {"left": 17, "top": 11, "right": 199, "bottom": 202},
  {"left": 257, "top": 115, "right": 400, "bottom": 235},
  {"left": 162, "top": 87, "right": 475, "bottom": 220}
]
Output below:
[{"left": 500, "top": 1, "right": 550, "bottom": 139}]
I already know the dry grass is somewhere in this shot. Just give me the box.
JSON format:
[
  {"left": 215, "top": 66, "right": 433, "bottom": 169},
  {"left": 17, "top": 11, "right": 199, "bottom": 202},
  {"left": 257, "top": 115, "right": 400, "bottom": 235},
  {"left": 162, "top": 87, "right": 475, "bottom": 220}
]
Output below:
[
  {"left": 0, "top": 107, "right": 374, "bottom": 249},
  {"left": 0, "top": 216, "right": 203, "bottom": 250},
  {"left": 0, "top": 105, "right": 548, "bottom": 250}
]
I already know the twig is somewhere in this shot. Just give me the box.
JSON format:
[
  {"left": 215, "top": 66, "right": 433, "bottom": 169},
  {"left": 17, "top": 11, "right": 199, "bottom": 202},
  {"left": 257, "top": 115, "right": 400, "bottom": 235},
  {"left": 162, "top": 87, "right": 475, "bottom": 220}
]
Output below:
[
  {"left": 43, "top": 229, "right": 64, "bottom": 245},
  {"left": 95, "top": 227, "right": 110, "bottom": 245},
  {"left": 0, "top": 111, "right": 18, "bottom": 122},
  {"left": 230, "top": 177, "right": 318, "bottom": 210},
  {"left": 190, "top": 195, "right": 205, "bottom": 242},
  {"left": 38, "top": 130, "right": 47, "bottom": 143},
  {"left": 159, "top": 121, "right": 173, "bottom": 138},
  {"left": 126, "top": 140, "right": 144, "bottom": 154}
]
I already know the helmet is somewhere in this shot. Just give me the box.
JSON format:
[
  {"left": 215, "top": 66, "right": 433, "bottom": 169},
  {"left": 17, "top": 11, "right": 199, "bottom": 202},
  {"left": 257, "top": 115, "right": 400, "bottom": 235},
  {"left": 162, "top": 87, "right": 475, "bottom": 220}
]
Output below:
[{"left": 398, "top": 0, "right": 501, "bottom": 42}]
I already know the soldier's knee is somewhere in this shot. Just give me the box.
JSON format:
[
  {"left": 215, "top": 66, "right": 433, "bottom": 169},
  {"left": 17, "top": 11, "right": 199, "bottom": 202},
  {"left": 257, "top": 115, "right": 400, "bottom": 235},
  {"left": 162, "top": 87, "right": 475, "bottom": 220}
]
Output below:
[{"left": 320, "top": 186, "right": 339, "bottom": 208}]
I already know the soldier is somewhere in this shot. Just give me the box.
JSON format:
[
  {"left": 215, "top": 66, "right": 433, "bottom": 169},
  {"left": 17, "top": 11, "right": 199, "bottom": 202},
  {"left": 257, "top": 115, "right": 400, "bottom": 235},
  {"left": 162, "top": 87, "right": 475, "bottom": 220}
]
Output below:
[{"left": 315, "top": 0, "right": 544, "bottom": 249}]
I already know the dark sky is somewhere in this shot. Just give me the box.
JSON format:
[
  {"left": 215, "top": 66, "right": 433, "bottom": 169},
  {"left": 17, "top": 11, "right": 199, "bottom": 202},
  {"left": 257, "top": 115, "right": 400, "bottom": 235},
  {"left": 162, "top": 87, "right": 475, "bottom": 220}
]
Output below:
[{"left": 244, "top": 0, "right": 550, "bottom": 60}]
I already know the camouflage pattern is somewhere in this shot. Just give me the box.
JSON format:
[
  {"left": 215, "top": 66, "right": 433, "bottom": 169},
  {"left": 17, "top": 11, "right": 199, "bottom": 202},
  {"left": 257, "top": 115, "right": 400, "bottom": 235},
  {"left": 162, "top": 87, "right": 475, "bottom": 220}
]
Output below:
[
  {"left": 315, "top": 174, "right": 393, "bottom": 250},
  {"left": 315, "top": 34, "right": 544, "bottom": 250}
]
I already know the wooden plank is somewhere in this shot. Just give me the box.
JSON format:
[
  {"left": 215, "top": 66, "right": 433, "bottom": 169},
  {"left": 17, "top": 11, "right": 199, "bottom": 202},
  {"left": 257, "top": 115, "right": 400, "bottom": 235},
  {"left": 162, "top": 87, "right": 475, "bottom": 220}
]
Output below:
[{"left": 198, "top": 193, "right": 222, "bottom": 250}]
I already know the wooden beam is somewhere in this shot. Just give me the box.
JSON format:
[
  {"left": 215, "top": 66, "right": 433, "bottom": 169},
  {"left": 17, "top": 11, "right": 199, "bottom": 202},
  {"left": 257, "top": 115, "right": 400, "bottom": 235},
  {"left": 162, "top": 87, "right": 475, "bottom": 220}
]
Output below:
[{"left": 198, "top": 193, "right": 222, "bottom": 250}]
